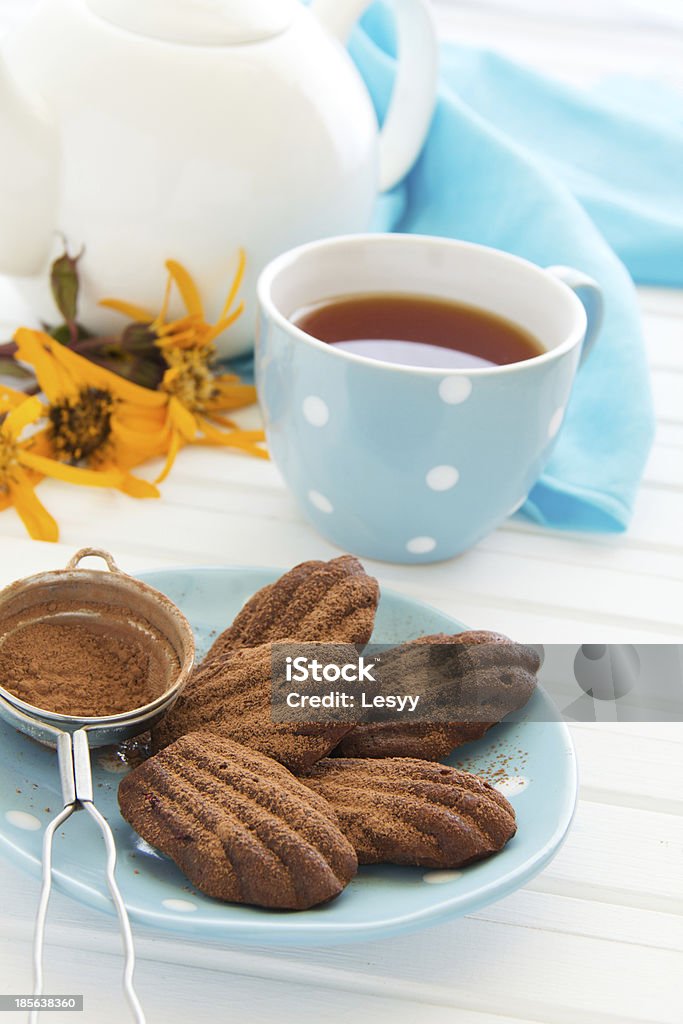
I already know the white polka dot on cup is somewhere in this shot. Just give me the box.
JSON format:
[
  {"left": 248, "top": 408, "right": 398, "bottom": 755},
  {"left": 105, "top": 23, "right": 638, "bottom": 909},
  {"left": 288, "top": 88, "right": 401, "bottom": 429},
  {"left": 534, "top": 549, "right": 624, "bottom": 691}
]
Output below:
[
  {"left": 406, "top": 536, "right": 437, "bottom": 555},
  {"left": 548, "top": 407, "right": 566, "bottom": 440},
  {"left": 302, "top": 396, "right": 329, "bottom": 427},
  {"left": 426, "top": 466, "right": 460, "bottom": 492},
  {"left": 308, "top": 490, "right": 334, "bottom": 514},
  {"left": 5, "top": 810, "right": 41, "bottom": 831},
  {"left": 439, "top": 376, "right": 472, "bottom": 405}
]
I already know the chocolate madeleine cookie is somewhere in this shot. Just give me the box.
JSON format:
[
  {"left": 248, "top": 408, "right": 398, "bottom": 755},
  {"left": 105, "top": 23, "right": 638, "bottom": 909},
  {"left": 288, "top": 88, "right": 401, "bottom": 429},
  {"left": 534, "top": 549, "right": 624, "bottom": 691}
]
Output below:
[
  {"left": 205, "top": 556, "right": 379, "bottom": 661},
  {"left": 119, "top": 733, "right": 358, "bottom": 910},
  {"left": 301, "top": 757, "right": 516, "bottom": 868},
  {"left": 337, "top": 722, "right": 494, "bottom": 761},
  {"left": 337, "top": 631, "right": 539, "bottom": 761},
  {"left": 152, "top": 641, "right": 353, "bottom": 773}
]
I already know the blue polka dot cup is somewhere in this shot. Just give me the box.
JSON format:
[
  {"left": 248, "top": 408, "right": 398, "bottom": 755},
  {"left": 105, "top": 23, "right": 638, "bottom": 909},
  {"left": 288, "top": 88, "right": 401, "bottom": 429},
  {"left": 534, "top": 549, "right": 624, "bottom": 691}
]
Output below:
[{"left": 256, "top": 234, "right": 603, "bottom": 563}]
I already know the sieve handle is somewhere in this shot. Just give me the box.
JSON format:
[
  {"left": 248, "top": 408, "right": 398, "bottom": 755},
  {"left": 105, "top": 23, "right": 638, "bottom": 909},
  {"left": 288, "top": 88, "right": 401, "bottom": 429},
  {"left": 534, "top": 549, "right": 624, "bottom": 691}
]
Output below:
[
  {"left": 31, "top": 803, "right": 76, "bottom": 1024},
  {"left": 74, "top": 731, "right": 146, "bottom": 1024},
  {"left": 31, "top": 731, "right": 145, "bottom": 1024},
  {"left": 65, "top": 548, "right": 124, "bottom": 574}
]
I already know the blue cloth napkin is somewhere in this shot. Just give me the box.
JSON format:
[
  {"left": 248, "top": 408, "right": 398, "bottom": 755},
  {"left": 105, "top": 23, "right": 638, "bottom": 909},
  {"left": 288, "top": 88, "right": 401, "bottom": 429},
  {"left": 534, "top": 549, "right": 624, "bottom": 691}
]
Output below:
[{"left": 334, "top": 4, "right": 677, "bottom": 533}]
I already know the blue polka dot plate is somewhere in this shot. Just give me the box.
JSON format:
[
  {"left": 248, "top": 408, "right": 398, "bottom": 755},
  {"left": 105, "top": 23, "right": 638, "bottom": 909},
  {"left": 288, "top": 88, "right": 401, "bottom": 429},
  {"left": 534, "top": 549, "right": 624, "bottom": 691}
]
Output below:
[{"left": 0, "top": 566, "right": 577, "bottom": 946}]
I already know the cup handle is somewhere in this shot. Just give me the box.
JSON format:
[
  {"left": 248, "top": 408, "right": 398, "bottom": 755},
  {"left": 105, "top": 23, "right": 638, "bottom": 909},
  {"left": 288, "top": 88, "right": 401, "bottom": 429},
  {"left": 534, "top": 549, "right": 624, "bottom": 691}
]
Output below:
[
  {"left": 546, "top": 266, "right": 604, "bottom": 366},
  {"left": 312, "top": 0, "right": 439, "bottom": 192}
]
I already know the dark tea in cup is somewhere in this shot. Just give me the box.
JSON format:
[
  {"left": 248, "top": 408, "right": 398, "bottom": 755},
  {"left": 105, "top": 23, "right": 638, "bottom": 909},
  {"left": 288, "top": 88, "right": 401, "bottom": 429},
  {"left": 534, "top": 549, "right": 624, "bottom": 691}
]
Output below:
[{"left": 291, "top": 292, "right": 545, "bottom": 370}]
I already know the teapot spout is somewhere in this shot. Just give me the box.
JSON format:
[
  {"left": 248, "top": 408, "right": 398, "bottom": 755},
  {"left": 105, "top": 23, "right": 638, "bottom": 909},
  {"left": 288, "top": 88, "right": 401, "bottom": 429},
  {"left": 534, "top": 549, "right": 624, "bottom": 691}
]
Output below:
[{"left": 0, "top": 59, "right": 59, "bottom": 276}]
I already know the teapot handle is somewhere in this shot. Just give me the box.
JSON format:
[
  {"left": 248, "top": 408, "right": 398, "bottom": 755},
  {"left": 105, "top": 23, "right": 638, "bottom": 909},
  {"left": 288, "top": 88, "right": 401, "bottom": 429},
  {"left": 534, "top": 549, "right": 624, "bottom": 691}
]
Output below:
[{"left": 312, "top": 0, "right": 439, "bottom": 193}]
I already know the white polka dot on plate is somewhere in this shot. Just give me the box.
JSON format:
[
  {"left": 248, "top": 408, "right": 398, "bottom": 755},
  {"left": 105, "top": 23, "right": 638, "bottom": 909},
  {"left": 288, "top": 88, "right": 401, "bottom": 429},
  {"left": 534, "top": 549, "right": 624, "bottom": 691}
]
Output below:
[
  {"left": 6, "top": 810, "right": 41, "bottom": 831},
  {"left": 406, "top": 536, "right": 437, "bottom": 555},
  {"left": 162, "top": 898, "right": 198, "bottom": 913},
  {"left": 423, "top": 870, "right": 463, "bottom": 885},
  {"left": 439, "top": 376, "right": 472, "bottom": 405},
  {"left": 493, "top": 776, "right": 530, "bottom": 798},
  {"left": 302, "top": 396, "right": 329, "bottom": 427},
  {"left": 308, "top": 490, "right": 334, "bottom": 514},
  {"left": 548, "top": 407, "right": 566, "bottom": 440},
  {"left": 426, "top": 465, "right": 460, "bottom": 492}
]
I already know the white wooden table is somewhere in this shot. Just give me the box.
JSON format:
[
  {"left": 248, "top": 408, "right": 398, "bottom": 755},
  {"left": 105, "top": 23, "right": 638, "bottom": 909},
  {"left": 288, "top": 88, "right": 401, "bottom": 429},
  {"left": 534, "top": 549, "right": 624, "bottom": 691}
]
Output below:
[{"left": 1, "top": 3, "right": 682, "bottom": 1023}]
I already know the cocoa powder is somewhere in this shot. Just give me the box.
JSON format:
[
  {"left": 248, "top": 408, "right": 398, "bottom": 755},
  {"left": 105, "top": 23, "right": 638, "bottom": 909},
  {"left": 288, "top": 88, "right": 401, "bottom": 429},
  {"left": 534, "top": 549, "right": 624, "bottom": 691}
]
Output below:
[{"left": 0, "top": 609, "right": 176, "bottom": 717}]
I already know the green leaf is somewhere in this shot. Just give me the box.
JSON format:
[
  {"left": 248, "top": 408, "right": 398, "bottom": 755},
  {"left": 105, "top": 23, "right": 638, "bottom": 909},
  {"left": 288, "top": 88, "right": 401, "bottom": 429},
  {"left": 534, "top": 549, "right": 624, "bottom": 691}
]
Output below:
[
  {"left": 68, "top": 327, "right": 166, "bottom": 390},
  {"left": 0, "top": 357, "right": 34, "bottom": 381},
  {"left": 85, "top": 347, "right": 166, "bottom": 390},
  {"left": 51, "top": 253, "right": 79, "bottom": 323},
  {"left": 50, "top": 322, "right": 91, "bottom": 347},
  {"left": 50, "top": 247, "right": 83, "bottom": 345}
]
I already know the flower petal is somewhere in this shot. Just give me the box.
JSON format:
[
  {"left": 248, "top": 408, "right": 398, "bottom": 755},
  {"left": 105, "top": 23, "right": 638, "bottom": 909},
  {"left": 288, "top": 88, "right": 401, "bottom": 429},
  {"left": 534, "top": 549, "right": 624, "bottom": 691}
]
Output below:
[
  {"left": 169, "top": 397, "right": 199, "bottom": 442},
  {"left": 155, "top": 428, "right": 182, "bottom": 484},
  {"left": 4, "top": 395, "right": 44, "bottom": 438},
  {"left": 20, "top": 428, "right": 54, "bottom": 463},
  {"left": 219, "top": 249, "right": 246, "bottom": 320},
  {"left": 206, "top": 380, "right": 258, "bottom": 411},
  {"left": 166, "top": 260, "right": 204, "bottom": 319},
  {"left": 204, "top": 413, "right": 237, "bottom": 429},
  {"left": 19, "top": 450, "right": 125, "bottom": 489},
  {"left": 197, "top": 419, "right": 269, "bottom": 457},
  {"left": 98, "top": 461, "right": 160, "bottom": 499},
  {"left": 8, "top": 470, "right": 59, "bottom": 542},
  {"left": 16, "top": 327, "right": 166, "bottom": 409},
  {"left": 118, "top": 473, "right": 160, "bottom": 499},
  {"left": 202, "top": 303, "right": 244, "bottom": 345},
  {"left": 14, "top": 329, "right": 78, "bottom": 402},
  {"left": 116, "top": 405, "right": 168, "bottom": 426},
  {"left": 146, "top": 274, "right": 172, "bottom": 334},
  {"left": 110, "top": 416, "right": 167, "bottom": 449},
  {"left": 0, "top": 384, "right": 32, "bottom": 411},
  {"left": 99, "top": 298, "right": 155, "bottom": 323},
  {"left": 156, "top": 314, "right": 199, "bottom": 338}
]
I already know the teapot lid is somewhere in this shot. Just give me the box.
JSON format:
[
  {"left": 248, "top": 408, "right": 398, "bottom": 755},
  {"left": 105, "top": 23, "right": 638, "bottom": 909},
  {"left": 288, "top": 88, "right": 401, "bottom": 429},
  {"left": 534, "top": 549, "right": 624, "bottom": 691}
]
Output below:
[{"left": 87, "top": 0, "right": 298, "bottom": 46}]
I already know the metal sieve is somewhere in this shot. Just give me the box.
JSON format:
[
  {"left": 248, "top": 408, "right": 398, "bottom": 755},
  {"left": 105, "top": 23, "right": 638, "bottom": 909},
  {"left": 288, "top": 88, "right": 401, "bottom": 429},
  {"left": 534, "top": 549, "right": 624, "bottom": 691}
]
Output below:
[{"left": 0, "top": 549, "right": 196, "bottom": 1024}]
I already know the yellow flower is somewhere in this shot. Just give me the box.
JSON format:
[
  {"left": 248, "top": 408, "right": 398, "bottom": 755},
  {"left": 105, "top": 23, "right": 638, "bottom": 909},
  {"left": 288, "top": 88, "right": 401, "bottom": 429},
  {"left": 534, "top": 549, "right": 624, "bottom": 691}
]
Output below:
[
  {"left": 1, "top": 385, "right": 151, "bottom": 542},
  {"left": 13, "top": 329, "right": 166, "bottom": 498},
  {"left": 101, "top": 251, "right": 267, "bottom": 481}
]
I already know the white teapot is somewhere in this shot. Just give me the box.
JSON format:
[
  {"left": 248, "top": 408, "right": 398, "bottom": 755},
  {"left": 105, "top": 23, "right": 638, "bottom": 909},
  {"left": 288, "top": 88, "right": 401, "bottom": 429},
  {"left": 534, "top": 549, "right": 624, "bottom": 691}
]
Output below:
[{"left": 0, "top": 0, "right": 438, "bottom": 356}]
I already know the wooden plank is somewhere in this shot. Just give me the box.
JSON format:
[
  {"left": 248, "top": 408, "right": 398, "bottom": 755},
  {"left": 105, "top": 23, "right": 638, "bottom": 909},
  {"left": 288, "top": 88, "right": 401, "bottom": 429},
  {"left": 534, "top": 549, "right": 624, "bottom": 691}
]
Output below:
[
  {"left": 655, "top": 422, "right": 683, "bottom": 448},
  {"left": 0, "top": 936, "right": 529, "bottom": 1024},
  {"left": 569, "top": 725, "right": 683, "bottom": 814},
  {"left": 1, "top": 888, "right": 680, "bottom": 1024},
  {"left": 571, "top": 721, "right": 683, "bottom": 742},
  {"left": 57, "top": 431, "right": 683, "bottom": 582},
  {"left": 0, "top": 537, "right": 177, "bottom": 590},
  {"left": 645, "top": 443, "right": 683, "bottom": 490},
  {"left": 644, "top": 314, "right": 683, "bottom": 371},
  {"left": 529, "top": 801, "right": 683, "bottom": 913},
  {"left": 475, "top": 887, "right": 683, "bottom": 952},
  {"left": 1, "top": 536, "right": 682, "bottom": 643},
  {"left": 640, "top": 289, "right": 683, "bottom": 319},
  {"left": 483, "top": 527, "right": 683, "bottom": 582},
  {"left": 623, "top": 486, "right": 683, "bottom": 552},
  {"left": 1, "top": 484, "right": 683, "bottom": 635},
  {"left": 651, "top": 369, "right": 683, "bottom": 424}
]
